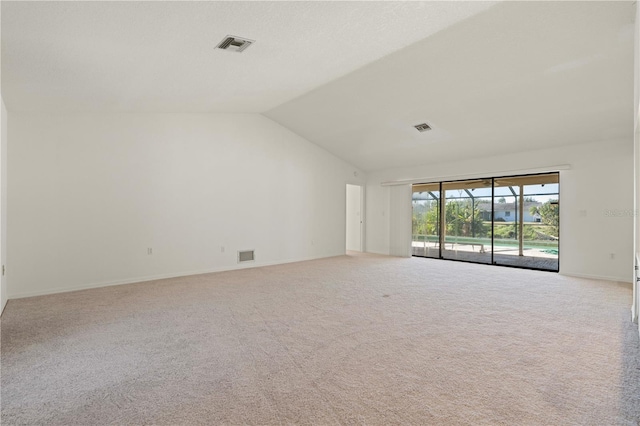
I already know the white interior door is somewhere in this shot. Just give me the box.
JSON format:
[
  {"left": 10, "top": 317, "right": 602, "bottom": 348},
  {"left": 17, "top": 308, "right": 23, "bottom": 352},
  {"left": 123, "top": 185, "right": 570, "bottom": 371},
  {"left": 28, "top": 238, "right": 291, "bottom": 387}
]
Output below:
[{"left": 346, "top": 184, "right": 362, "bottom": 252}]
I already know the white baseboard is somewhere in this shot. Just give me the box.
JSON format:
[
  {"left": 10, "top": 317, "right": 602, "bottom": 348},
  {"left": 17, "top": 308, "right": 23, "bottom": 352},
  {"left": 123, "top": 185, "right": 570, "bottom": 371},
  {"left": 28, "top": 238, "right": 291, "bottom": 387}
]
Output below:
[
  {"left": 8, "top": 252, "right": 345, "bottom": 300},
  {"left": 9, "top": 254, "right": 632, "bottom": 300},
  {"left": 560, "top": 271, "right": 632, "bottom": 284},
  {"left": 364, "top": 249, "right": 390, "bottom": 256}
]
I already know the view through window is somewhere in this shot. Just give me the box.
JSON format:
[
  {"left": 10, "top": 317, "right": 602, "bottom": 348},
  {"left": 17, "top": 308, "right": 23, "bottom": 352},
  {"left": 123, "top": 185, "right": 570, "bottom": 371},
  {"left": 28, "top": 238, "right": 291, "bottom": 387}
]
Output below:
[{"left": 411, "top": 173, "right": 559, "bottom": 271}]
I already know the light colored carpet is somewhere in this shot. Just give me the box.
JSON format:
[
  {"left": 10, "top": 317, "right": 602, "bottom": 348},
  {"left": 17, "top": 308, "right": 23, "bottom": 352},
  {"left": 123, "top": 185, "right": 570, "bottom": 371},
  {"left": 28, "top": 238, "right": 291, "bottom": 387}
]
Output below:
[{"left": 1, "top": 253, "right": 639, "bottom": 425}]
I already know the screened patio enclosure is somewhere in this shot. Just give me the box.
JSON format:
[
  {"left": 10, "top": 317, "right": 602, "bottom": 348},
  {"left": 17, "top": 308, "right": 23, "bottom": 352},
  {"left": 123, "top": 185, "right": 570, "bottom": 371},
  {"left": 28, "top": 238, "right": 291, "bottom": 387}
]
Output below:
[{"left": 412, "top": 173, "right": 559, "bottom": 272}]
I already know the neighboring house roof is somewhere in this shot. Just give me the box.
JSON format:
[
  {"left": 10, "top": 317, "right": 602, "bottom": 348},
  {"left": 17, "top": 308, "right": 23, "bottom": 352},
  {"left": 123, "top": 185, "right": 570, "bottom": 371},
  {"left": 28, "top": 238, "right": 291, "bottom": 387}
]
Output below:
[{"left": 492, "top": 201, "right": 541, "bottom": 212}]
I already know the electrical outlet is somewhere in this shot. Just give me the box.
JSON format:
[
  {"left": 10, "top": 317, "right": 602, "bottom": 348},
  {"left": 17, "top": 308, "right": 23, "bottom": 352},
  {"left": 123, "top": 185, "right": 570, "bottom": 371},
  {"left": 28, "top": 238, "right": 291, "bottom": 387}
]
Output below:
[
  {"left": 609, "top": 253, "right": 615, "bottom": 260},
  {"left": 221, "top": 246, "right": 225, "bottom": 253},
  {"left": 147, "top": 248, "right": 153, "bottom": 255}
]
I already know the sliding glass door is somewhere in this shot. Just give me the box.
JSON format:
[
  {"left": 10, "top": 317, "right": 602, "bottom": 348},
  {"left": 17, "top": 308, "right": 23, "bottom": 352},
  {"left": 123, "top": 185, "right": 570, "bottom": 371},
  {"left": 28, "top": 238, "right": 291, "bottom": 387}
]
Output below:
[
  {"left": 492, "top": 174, "right": 559, "bottom": 271},
  {"left": 441, "top": 180, "right": 492, "bottom": 264},
  {"left": 411, "top": 172, "right": 559, "bottom": 272},
  {"left": 412, "top": 183, "right": 440, "bottom": 258}
]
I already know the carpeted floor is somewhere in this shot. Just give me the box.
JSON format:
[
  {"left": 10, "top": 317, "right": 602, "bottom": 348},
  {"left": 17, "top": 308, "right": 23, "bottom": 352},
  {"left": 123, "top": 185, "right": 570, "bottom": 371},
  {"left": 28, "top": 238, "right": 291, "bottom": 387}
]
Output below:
[{"left": 1, "top": 253, "right": 639, "bottom": 425}]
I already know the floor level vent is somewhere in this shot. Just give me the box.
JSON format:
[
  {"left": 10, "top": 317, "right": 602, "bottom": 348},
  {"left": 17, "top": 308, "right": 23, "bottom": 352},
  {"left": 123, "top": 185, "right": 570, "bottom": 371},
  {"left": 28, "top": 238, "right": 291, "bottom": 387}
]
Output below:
[{"left": 238, "top": 250, "right": 255, "bottom": 263}]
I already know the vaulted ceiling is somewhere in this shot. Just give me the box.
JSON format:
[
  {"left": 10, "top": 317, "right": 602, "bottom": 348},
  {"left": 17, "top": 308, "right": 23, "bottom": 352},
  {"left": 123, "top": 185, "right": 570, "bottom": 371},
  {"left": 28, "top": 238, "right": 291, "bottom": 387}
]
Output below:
[
  {"left": 1, "top": 1, "right": 495, "bottom": 113},
  {"left": 2, "top": 1, "right": 635, "bottom": 172}
]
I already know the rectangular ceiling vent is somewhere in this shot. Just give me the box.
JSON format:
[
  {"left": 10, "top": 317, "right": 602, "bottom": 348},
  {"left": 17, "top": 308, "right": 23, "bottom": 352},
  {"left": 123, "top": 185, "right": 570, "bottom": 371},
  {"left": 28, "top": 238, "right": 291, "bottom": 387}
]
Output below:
[
  {"left": 414, "top": 123, "right": 432, "bottom": 132},
  {"left": 238, "top": 250, "right": 255, "bottom": 263},
  {"left": 217, "top": 35, "right": 254, "bottom": 53}
]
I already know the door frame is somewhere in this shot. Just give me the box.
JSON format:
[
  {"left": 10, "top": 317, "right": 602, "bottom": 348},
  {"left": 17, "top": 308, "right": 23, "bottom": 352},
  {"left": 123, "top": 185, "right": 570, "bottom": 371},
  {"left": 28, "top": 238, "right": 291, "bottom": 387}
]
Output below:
[{"left": 346, "top": 183, "right": 365, "bottom": 252}]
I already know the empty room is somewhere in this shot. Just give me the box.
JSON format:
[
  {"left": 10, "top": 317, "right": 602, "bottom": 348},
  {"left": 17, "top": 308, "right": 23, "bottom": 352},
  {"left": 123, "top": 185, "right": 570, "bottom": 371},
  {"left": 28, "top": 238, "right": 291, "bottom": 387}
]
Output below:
[{"left": 1, "top": 1, "right": 640, "bottom": 425}]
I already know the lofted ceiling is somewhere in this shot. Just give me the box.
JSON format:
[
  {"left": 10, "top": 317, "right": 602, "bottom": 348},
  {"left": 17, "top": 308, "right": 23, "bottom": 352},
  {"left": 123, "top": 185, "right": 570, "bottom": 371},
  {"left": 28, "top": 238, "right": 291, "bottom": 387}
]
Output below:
[
  {"left": 1, "top": 1, "right": 636, "bottom": 172},
  {"left": 1, "top": 0, "right": 495, "bottom": 113},
  {"left": 266, "top": 1, "right": 636, "bottom": 171}
]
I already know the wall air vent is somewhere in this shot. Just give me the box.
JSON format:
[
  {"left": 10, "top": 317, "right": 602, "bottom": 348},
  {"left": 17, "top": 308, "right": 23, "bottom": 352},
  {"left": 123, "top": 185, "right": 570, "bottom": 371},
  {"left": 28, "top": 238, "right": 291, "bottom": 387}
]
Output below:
[
  {"left": 238, "top": 250, "right": 255, "bottom": 263},
  {"left": 216, "top": 35, "right": 255, "bottom": 53},
  {"left": 414, "top": 123, "right": 432, "bottom": 132}
]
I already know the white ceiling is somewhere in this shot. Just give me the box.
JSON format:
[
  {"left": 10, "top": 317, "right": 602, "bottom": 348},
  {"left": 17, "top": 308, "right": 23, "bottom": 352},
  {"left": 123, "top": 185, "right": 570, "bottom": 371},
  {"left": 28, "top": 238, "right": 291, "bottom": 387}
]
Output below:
[
  {"left": 1, "top": 1, "right": 636, "bottom": 173},
  {"left": 266, "top": 1, "right": 637, "bottom": 171},
  {"left": 1, "top": 0, "right": 495, "bottom": 113}
]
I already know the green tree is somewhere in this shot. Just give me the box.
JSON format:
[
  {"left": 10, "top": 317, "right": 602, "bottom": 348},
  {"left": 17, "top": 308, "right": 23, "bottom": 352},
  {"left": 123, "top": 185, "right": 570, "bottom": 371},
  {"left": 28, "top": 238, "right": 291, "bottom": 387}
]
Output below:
[
  {"left": 413, "top": 200, "right": 439, "bottom": 237},
  {"left": 423, "top": 201, "right": 440, "bottom": 235},
  {"left": 529, "top": 200, "right": 559, "bottom": 237},
  {"left": 444, "top": 200, "right": 486, "bottom": 238}
]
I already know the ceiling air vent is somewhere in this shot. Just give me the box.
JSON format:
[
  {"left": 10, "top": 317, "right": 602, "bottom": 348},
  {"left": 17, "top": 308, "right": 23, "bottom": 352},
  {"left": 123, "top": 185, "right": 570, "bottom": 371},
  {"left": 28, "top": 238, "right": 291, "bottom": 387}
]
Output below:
[
  {"left": 414, "top": 123, "right": 432, "bottom": 132},
  {"left": 216, "top": 35, "right": 254, "bottom": 53}
]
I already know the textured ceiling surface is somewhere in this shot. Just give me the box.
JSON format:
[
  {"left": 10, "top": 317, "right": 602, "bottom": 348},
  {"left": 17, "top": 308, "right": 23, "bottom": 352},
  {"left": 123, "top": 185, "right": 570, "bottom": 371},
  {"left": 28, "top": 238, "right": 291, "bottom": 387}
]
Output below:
[
  {"left": 1, "top": 0, "right": 496, "bottom": 113},
  {"left": 266, "top": 1, "right": 636, "bottom": 171},
  {"left": 2, "top": 1, "right": 635, "bottom": 172}
]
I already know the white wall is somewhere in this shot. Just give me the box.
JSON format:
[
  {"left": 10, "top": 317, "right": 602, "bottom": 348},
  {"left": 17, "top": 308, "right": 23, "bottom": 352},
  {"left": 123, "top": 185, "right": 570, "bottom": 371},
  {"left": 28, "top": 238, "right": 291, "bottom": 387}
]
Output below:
[
  {"left": 7, "top": 113, "right": 365, "bottom": 298},
  {"left": 635, "top": 121, "right": 639, "bottom": 324},
  {"left": 389, "top": 185, "right": 412, "bottom": 257},
  {"left": 633, "top": 0, "right": 639, "bottom": 327},
  {"left": 366, "top": 138, "right": 634, "bottom": 282},
  {"left": 1, "top": 98, "right": 7, "bottom": 314}
]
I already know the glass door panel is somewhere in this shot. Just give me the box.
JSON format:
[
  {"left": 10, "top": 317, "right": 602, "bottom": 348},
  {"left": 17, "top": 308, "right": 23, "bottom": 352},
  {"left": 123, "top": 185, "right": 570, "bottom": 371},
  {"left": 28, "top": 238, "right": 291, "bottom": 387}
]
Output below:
[
  {"left": 441, "top": 180, "right": 492, "bottom": 264},
  {"left": 412, "top": 183, "right": 440, "bottom": 258},
  {"left": 492, "top": 183, "right": 521, "bottom": 261},
  {"left": 492, "top": 173, "right": 559, "bottom": 271}
]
